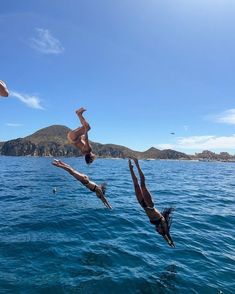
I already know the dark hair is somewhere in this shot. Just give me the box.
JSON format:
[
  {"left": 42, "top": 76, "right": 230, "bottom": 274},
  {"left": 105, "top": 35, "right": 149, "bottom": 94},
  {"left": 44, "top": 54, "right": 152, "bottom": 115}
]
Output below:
[
  {"left": 161, "top": 207, "right": 174, "bottom": 232},
  {"left": 100, "top": 183, "right": 107, "bottom": 195},
  {"left": 85, "top": 153, "right": 95, "bottom": 164}
]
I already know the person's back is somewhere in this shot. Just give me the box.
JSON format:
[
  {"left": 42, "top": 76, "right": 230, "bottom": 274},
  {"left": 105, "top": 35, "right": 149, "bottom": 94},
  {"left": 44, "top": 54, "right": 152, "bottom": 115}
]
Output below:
[{"left": 144, "top": 206, "right": 162, "bottom": 222}]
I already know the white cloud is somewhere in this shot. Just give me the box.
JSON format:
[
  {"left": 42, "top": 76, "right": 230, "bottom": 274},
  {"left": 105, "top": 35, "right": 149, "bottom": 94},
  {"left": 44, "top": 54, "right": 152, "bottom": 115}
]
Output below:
[
  {"left": 177, "top": 135, "right": 235, "bottom": 149},
  {"left": 30, "top": 28, "right": 64, "bottom": 54},
  {"left": 157, "top": 144, "right": 174, "bottom": 149},
  {"left": 6, "top": 123, "right": 23, "bottom": 127},
  {"left": 177, "top": 136, "right": 214, "bottom": 147},
  {"left": 11, "top": 91, "right": 44, "bottom": 110},
  {"left": 157, "top": 135, "right": 235, "bottom": 150},
  {"left": 214, "top": 109, "right": 235, "bottom": 125}
]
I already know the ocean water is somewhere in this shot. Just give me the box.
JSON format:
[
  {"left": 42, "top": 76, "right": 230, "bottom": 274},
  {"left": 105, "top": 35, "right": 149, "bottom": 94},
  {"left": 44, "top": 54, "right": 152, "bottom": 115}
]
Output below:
[{"left": 0, "top": 156, "right": 234, "bottom": 294}]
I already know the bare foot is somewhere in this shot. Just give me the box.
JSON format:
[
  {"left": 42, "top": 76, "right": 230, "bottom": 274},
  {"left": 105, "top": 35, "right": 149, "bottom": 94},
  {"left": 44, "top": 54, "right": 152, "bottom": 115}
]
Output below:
[
  {"left": 52, "top": 159, "right": 60, "bottom": 167},
  {"left": 133, "top": 158, "right": 139, "bottom": 165},
  {"left": 76, "top": 107, "right": 86, "bottom": 116},
  {"left": 52, "top": 159, "right": 65, "bottom": 168},
  {"left": 129, "top": 156, "right": 138, "bottom": 165},
  {"left": 128, "top": 159, "right": 134, "bottom": 169}
]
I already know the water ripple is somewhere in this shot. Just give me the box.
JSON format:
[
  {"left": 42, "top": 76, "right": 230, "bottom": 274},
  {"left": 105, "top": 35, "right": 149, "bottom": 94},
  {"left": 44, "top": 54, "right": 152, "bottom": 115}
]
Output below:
[{"left": 0, "top": 157, "right": 234, "bottom": 293}]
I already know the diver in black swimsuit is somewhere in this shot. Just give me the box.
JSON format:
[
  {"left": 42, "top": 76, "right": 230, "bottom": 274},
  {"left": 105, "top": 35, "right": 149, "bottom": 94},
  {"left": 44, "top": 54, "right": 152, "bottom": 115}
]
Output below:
[
  {"left": 52, "top": 159, "right": 112, "bottom": 209},
  {"left": 128, "top": 158, "right": 175, "bottom": 248}
]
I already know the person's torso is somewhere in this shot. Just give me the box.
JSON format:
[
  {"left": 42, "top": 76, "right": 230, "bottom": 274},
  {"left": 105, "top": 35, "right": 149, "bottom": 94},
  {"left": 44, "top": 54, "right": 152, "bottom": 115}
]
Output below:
[
  {"left": 144, "top": 207, "right": 161, "bottom": 222},
  {"left": 81, "top": 140, "right": 92, "bottom": 154},
  {"left": 83, "top": 180, "right": 97, "bottom": 192}
]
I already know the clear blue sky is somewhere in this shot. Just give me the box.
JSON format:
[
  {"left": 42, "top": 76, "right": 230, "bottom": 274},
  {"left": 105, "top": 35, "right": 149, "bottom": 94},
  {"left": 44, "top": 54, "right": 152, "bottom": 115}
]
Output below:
[{"left": 0, "top": 0, "right": 235, "bottom": 154}]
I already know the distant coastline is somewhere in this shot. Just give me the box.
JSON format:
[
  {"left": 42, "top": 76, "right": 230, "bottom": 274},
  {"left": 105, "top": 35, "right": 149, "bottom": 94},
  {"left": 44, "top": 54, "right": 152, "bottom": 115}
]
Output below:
[{"left": 0, "top": 125, "right": 234, "bottom": 162}]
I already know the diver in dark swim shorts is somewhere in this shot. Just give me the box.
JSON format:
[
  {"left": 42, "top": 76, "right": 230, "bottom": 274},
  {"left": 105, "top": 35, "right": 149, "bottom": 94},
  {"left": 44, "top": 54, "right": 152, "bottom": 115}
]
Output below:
[
  {"left": 128, "top": 157, "right": 175, "bottom": 248},
  {"left": 52, "top": 159, "right": 112, "bottom": 209}
]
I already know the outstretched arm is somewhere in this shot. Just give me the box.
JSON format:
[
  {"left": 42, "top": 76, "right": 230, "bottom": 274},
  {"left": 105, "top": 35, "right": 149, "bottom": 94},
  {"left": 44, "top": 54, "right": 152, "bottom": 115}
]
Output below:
[{"left": 100, "top": 194, "right": 112, "bottom": 209}]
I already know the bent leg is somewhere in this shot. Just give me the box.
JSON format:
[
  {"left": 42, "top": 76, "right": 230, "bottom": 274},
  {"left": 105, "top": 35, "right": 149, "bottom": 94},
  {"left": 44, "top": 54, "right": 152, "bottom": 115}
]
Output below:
[
  {"left": 76, "top": 108, "right": 91, "bottom": 131},
  {"left": 67, "top": 126, "right": 86, "bottom": 143},
  {"left": 67, "top": 108, "right": 91, "bottom": 148},
  {"left": 133, "top": 158, "right": 154, "bottom": 207},
  {"left": 128, "top": 159, "right": 144, "bottom": 206}
]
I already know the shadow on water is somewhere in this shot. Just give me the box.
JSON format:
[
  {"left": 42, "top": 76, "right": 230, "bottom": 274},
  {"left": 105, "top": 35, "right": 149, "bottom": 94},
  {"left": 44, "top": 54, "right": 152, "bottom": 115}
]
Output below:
[
  {"left": 62, "top": 263, "right": 178, "bottom": 294},
  {"left": 158, "top": 264, "right": 178, "bottom": 293},
  {"left": 134, "top": 264, "right": 178, "bottom": 294}
]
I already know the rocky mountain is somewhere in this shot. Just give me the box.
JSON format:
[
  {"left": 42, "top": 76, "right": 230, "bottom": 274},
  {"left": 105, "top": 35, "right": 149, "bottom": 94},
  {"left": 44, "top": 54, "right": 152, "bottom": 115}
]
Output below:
[
  {"left": 194, "top": 150, "right": 235, "bottom": 161},
  {"left": 0, "top": 125, "right": 190, "bottom": 159},
  {"left": 0, "top": 125, "right": 79, "bottom": 157},
  {"left": 25, "top": 125, "right": 70, "bottom": 145}
]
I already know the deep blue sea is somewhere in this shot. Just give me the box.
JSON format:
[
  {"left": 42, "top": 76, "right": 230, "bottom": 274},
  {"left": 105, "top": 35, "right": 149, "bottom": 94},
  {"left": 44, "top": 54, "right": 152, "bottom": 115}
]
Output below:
[{"left": 0, "top": 157, "right": 234, "bottom": 294}]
